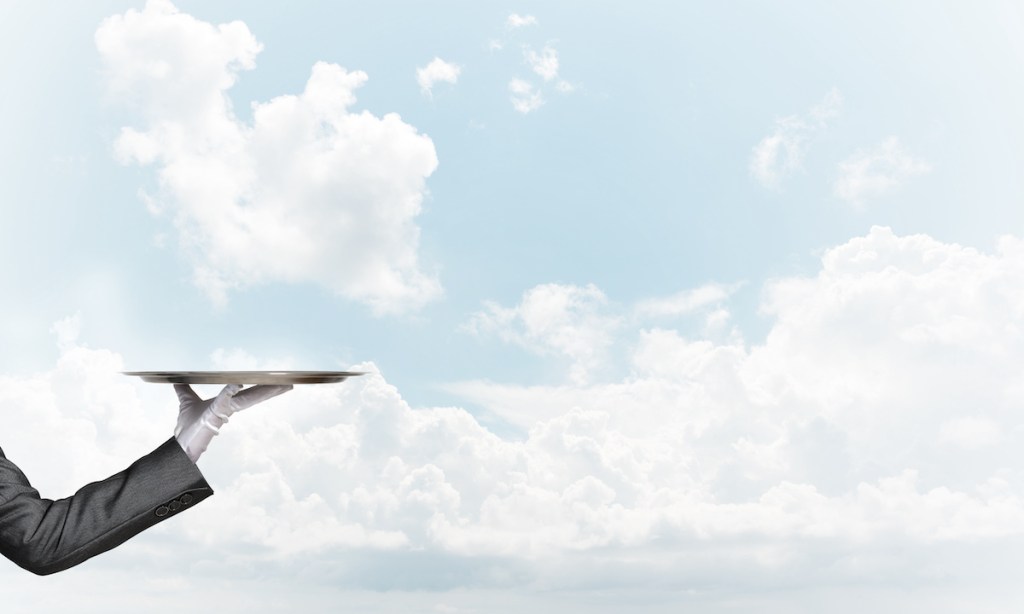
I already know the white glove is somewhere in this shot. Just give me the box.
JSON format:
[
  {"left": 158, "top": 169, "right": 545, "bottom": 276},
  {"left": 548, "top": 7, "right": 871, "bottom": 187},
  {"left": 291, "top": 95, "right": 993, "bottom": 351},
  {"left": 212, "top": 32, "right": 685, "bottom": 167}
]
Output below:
[{"left": 174, "top": 383, "right": 292, "bottom": 463}]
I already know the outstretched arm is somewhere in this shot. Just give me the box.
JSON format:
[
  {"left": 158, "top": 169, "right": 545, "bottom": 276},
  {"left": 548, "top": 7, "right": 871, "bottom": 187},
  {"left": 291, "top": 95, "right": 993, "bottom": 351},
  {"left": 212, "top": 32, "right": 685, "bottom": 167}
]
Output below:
[
  {"left": 0, "top": 437, "right": 211, "bottom": 575},
  {"left": 0, "top": 382, "right": 290, "bottom": 575}
]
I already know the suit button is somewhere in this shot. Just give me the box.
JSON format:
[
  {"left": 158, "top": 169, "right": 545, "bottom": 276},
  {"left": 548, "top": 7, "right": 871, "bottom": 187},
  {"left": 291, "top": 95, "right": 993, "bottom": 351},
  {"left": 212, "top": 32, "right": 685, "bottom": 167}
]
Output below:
[
  {"left": 169, "top": 500, "right": 181, "bottom": 511},
  {"left": 155, "top": 506, "right": 170, "bottom": 517},
  {"left": 181, "top": 493, "right": 193, "bottom": 505}
]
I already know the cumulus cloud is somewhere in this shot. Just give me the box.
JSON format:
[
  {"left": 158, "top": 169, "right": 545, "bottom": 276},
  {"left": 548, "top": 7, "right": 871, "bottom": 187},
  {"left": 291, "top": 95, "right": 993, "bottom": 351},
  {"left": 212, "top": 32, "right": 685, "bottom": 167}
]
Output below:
[
  {"left": 447, "top": 227, "right": 1024, "bottom": 583},
  {"left": 750, "top": 88, "right": 843, "bottom": 188},
  {"left": 417, "top": 57, "right": 461, "bottom": 97},
  {"left": 506, "top": 13, "right": 538, "bottom": 29},
  {"left": 96, "top": 0, "right": 441, "bottom": 314},
  {"left": 508, "top": 78, "right": 544, "bottom": 114},
  {"left": 834, "top": 136, "right": 931, "bottom": 207},
  {"left": 0, "top": 326, "right": 171, "bottom": 500},
  {"left": 744, "top": 227, "right": 1024, "bottom": 480},
  {"left": 8, "top": 226, "right": 1024, "bottom": 599}
]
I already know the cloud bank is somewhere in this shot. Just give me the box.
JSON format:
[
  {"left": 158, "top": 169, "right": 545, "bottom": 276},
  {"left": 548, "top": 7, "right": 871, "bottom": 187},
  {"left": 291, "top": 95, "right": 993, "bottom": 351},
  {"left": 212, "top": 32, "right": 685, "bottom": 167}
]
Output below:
[
  {"left": 7, "top": 227, "right": 1024, "bottom": 600},
  {"left": 96, "top": 0, "right": 441, "bottom": 314}
]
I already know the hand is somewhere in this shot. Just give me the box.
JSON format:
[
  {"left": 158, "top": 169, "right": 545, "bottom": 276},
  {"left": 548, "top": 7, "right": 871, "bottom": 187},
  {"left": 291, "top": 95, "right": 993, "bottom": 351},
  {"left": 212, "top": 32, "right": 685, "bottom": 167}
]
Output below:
[{"left": 173, "top": 383, "right": 292, "bottom": 463}]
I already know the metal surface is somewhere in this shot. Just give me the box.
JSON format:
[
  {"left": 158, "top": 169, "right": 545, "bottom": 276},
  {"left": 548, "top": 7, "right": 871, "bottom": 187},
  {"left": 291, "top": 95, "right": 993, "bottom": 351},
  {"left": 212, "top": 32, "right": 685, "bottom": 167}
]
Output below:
[{"left": 123, "top": 371, "right": 365, "bottom": 385}]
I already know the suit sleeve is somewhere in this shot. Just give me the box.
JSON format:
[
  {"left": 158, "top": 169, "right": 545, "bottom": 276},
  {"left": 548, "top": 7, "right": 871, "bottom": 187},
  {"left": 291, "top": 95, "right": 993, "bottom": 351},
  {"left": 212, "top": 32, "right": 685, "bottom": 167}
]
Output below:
[{"left": 0, "top": 437, "right": 213, "bottom": 575}]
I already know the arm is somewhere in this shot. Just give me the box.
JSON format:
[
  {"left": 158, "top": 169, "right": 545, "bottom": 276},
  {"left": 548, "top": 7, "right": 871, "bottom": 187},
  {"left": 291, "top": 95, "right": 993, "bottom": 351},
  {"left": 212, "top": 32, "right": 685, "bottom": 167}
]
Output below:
[
  {"left": 0, "top": 437, "right": 212, "bottom": 575},
  {"left": 0, "top": 383, "right": 290, "bottom": 575}
]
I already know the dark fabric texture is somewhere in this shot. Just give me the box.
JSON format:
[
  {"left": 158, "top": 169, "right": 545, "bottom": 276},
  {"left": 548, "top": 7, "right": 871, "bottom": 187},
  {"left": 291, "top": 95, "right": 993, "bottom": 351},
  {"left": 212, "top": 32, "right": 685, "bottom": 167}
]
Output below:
[{"left": 0, "top": 437, "right": 213, "bottom": 575}]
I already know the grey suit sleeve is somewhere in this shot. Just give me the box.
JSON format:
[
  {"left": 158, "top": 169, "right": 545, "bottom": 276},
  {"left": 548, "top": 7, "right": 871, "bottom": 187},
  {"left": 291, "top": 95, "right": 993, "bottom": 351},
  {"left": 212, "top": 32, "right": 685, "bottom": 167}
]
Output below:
[{"left": 0, "top": 437, "right": 213, "bottom": 575}]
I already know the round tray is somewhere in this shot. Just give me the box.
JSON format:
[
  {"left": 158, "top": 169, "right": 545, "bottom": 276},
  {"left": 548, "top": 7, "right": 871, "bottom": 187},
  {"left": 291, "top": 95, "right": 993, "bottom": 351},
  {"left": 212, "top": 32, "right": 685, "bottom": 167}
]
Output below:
[{"left": 123, "top": 371, "right": 365, "bottom": 385}]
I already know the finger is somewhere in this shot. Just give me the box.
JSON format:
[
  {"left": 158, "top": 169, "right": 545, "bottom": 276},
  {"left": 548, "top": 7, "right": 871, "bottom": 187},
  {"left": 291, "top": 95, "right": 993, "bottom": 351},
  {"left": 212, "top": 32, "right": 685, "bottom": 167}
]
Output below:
[
  {"left": 174, "top": 383, "right": 202, "bottom": 405},
  {"left": 231, "top": 384, "right": 293, "bottom": 409},
  {"left": 207, "top": 384, "right": 244, "bottom": 419},
  {"left": 217, "top": 384, "right": 244, "bottom": 399}
]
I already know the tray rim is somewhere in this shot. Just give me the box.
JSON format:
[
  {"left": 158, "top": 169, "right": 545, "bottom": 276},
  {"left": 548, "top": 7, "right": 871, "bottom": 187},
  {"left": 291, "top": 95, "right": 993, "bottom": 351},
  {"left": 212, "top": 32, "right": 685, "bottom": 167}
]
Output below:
[{"left": 123, "top": 370, "right": 366, "bottom": 384}]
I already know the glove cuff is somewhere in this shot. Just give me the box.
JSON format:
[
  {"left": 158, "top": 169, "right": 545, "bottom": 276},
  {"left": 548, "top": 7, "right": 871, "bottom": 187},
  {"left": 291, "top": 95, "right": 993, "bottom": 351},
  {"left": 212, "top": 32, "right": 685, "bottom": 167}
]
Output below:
[{"left": 176, "top": 409, "right": 227, "bottom": 463}]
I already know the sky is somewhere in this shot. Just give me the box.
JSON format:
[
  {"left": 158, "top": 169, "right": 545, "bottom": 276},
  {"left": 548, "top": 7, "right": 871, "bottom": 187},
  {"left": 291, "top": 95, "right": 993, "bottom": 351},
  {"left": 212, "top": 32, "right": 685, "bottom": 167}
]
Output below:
[{"left": 2, "top": 0, "right": 1024, "bottom": 611}]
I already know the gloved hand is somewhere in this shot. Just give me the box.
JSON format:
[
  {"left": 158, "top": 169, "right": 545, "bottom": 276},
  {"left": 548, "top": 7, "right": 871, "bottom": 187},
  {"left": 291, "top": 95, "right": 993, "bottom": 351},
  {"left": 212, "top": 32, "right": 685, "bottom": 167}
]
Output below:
[{"left": 173, "top": 383, "right": 292, "bottom": 463}]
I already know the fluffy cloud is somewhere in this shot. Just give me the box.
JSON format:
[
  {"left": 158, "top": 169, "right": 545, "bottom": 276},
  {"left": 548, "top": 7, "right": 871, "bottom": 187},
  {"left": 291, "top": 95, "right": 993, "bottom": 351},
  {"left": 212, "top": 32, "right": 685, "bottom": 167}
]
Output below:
[
  {"left": 96, "top": 0, "right": 441, "bottom": 314},
  {"left": 6, "top": 226, "right": 1024, "bottom": 601},
  {"left": 417, "top": 57, "right": 461, "bottom": 97},
  {"left": 508, "top": 78, "right": 544, "bottom": 114},
  {"left": 750, "top": 88, "right": 843, "bottom": 188},
  {"left": 448, "top": 226, "right": 1024, "bottom": 581},
  {"left": 0, "top": 324, "right": 172, "bottom": 499},
  {"left": 834, "top": 136, "right": 931, "bottom": 207}
]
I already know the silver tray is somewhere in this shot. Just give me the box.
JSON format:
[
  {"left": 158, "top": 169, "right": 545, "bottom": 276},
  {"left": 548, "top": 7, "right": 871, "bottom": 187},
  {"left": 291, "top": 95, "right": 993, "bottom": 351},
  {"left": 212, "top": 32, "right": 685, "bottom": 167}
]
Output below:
[{"left": 123, "top": 370, "right": 365, "bottom": 385}]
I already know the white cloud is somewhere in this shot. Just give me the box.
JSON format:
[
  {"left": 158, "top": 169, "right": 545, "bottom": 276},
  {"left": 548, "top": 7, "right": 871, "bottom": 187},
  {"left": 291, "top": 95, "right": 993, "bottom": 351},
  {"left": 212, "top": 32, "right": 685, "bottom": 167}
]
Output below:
[
  {"left": 525, "top": 46, "right": 559, "bottom": 81},
  {"left": 448, "top": 226, "right": 1024, "bottom": 580},
  {"left": 96, "top": 0, "right": 441, "bottom": 314},
  {"left": 9, "top": 226, "right": 1024, "bottom": 601},
  {"left": 633, "top": 282, "right": 742, "bottom": 318},
  {"left": 508, "top": 78, "right": 544, "bottom": 114},
  {"left": 417, "top": 57, "right": 461, "bottom": 97},
  {"left": 750, "top": 88, "right": 843, "bottom": 188},
  {"left": 49, "top": 312, "right": 83, "bottom": 352},
  {"left": 834, "top": 136, "right": 931, "bottom": 207},
  {"left": 509, "top": 45, "right": 574, "bottom": 113},
  {"left": 461, "top": 282, "right": 740, "bottom": 388},
  {"left": 0, "top": 329, "right": 171, "bottom": 500},
  {"left": 464, "top": 283, "right": 619, "bottom": 384},
  {"left": 494, "top": 26, "right": 572, "bottom": 113},
  {"left": 506, "top": 13, "right": 538, "bottom": 29}
]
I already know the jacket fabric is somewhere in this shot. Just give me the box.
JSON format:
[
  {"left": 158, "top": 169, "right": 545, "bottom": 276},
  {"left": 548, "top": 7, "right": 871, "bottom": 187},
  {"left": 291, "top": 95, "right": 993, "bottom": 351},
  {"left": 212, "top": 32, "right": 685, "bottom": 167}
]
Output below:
[{"left": 0, "top": 437, "right": 212, "bottom": 575}]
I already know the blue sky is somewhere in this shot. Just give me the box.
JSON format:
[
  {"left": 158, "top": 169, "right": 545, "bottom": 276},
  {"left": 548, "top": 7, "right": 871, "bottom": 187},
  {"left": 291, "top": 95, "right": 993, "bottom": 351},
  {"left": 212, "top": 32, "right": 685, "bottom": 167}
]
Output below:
[{"left": 2, "top": 1, "right": 1024, "bottom": 611}]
